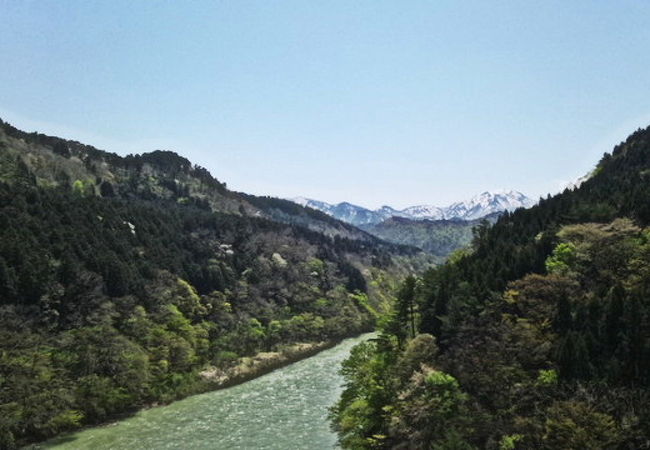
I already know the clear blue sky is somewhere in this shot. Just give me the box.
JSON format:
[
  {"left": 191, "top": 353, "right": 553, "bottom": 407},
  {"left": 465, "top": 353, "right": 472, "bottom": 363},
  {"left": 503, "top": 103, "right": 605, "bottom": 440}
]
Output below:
[{"left": 1, "top": 1, "right": 649, "bottom": 208}]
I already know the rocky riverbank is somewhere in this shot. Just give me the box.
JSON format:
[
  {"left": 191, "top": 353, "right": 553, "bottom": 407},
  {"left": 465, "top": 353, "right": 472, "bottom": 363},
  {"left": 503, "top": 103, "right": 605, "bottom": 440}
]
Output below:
[{"left": 199, "top": 340, "right": 341, "bottom": 389}]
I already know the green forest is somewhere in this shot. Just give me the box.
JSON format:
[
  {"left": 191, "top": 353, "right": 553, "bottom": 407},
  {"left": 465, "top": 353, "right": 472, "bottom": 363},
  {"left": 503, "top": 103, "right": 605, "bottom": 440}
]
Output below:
[
  {"left": 0, "top": 120, "right": 417, "bottom": 448},
  {"left": 331, "top": 126, "right": 650, "bottom": 449},
  {"left": 361, "top": 214, "right": 500, "bottom": 260},
  {"left": 4, "top": 116, "right": 650, "bottom": 449}
]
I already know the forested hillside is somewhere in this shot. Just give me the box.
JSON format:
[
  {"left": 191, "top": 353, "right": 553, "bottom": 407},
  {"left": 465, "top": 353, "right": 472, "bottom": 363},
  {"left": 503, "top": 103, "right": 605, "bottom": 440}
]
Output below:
[
  {"left": 361, "top": 213, "right": 500, "bottom": 259},
  {"left": 0, "top": 120, "right": 418, "bottom": 448},
  {"left": 0, "top": 119, "right": 381, "bottom": 243},
  {"left": 332, "top": 126, "right": 650, "bottom": 449}
]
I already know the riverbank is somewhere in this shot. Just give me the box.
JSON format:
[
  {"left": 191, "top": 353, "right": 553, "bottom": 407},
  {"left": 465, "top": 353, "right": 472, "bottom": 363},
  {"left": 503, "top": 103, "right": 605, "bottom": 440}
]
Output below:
[
  {"left": 199, "top": 340, "right": 341, "bottom": 389},
  {"left": 37, "top": 333, "right": 375, "bottom": 449},
  {"left": 32, "top": 331, "right": 372, "bottom": 449}
]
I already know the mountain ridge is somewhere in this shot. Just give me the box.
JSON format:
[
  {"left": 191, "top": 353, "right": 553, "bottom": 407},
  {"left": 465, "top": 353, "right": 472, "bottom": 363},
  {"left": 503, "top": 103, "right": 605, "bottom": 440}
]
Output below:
[{"left": 0, "top": 118, "right": 408, "bottom": 246}]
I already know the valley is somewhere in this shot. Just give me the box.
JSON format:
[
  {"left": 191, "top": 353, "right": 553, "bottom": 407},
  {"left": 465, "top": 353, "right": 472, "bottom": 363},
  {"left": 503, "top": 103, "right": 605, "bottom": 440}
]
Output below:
[
  {"left": 4, "top": 3, "right": 649, "bottom": 449},
  {"left": 292, "top": 192, "right": 526, "bottom": 259},
  {"left": 0, "top": 120, "right": 418, "bottom": 448},
  {"left": 4, "top": 117, "right": 650, "bottom": 449}
]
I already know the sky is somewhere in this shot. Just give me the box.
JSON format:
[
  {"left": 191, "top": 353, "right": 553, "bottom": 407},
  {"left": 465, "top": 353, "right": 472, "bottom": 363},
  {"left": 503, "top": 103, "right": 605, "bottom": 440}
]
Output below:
[{"left": 1, "top": 1, "right": 650, "bottom": 209}]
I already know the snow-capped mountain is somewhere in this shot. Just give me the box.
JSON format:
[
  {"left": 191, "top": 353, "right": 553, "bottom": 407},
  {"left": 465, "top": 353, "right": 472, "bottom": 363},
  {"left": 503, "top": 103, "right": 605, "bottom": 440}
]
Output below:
[
  {"left": 289, "top": 190, "right": 535, "bottom": 226},
  {"left": 400, "top": 204, "right": 445, "bottom": 220},
  {"left": 292, "top": 197, "right": 389, "bottom": 225},
  {"left": 443, "top": 190, "right": 535, "bottom": 220}
]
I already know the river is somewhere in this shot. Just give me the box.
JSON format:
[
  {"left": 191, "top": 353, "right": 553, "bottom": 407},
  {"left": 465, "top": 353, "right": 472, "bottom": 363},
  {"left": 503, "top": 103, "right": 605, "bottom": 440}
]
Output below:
[{"left": 37, "top": 333, "right": 372, "bottom": 450}]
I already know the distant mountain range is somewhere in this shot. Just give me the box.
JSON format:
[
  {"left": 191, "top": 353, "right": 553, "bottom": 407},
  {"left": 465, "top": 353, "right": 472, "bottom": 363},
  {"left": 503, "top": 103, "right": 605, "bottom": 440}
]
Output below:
[{"left": 290, "top": 190, "right": 535, "bottom": 226}]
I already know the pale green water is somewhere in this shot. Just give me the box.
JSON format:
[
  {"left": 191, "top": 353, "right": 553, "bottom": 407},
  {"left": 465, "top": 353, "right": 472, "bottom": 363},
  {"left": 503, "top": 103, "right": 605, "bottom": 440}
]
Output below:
[{"left": 37, "top": 334, "right": 371, "bottom": 450}]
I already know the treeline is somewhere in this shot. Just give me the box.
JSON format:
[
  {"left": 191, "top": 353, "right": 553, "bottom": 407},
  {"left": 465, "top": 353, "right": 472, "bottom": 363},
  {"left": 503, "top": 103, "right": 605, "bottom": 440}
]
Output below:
[
  {"left": 0, "top": 119, "right": 228, "bottom": 195},
  {"left": 332, "top": 126, "right": 650, "bottom": 449}
]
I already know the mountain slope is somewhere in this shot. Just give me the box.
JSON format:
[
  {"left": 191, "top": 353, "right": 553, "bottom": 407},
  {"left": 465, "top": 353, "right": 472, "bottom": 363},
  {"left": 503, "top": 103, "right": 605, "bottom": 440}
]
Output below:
[
  {"left": 361, "top": 213, "right": 501, "bottom": 258},
  {"left": 0, "top": 119, "right": 418, "bottom": 448},
  {"left": 332, "top": 125, "right": 650, "bottom": 449},
  {"left": 290, "top": 190, "right": 534, "bottom": 226}
]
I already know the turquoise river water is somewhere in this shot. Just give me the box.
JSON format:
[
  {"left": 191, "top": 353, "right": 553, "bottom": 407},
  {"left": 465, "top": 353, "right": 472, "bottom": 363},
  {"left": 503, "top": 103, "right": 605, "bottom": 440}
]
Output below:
[{"left": 36, "top": 333, "right": 372, "bottom": 450}]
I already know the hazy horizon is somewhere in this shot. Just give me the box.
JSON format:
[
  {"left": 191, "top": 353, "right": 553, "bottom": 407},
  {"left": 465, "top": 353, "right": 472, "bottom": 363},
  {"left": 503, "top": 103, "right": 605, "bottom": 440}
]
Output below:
[{"left": 2, "top": 1, "right": 650, "bottom": 209}]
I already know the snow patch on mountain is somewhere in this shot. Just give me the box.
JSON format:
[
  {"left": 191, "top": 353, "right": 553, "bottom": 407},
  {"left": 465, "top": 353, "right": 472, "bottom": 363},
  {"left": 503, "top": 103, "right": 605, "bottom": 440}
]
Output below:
[
  {"left": 564, "top": 171, "right": 594, "bottom": 191},
  {"left": 291, "top": 196, "right": 312, "bottom": 207}
]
